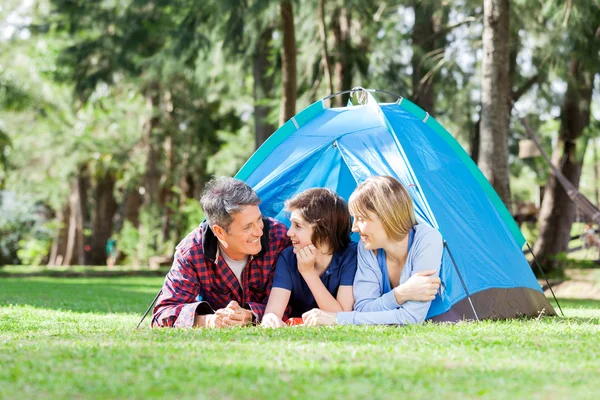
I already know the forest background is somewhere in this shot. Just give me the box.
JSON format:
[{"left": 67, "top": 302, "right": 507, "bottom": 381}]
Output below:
[{"left": 0, "top": 0, "right": 598, "bottom": 276}]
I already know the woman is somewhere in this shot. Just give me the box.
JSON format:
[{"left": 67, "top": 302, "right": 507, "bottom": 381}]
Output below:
[
  {"left": 261, "top": 188, "right": 357, "bottom": 328},
  {"left": 303, "top": 176, "right": 443, "bottom": 326}
]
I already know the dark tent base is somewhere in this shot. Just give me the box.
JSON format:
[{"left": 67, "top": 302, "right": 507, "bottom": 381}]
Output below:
[{"left": 430, "top": 287, "right": 556, "bottom": 322}]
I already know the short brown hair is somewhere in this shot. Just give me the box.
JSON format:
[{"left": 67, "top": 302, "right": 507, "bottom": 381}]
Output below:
[
  {"left": 349, "top": 176, "right": 416, "bottom": 241},
  {"left": 285, "top": 188, "right": 351, "bottom": 254}
]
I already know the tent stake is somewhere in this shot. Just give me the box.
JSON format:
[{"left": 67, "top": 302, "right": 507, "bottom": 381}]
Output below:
[
  {"left": 444, "top": 241, "right": 480, "bottom": 321},
  {"left": 136, "top": 289, "right": 162, "bottom": 329},
  {"left": 525, "top": 242, "right": 564, "bottom": 317}
]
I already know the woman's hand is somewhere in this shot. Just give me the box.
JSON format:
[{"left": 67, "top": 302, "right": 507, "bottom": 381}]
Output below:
[
  {"left": 302, "top": 309, "right": 337, "bottom": 326},
  {"left": 296, "top": 244, "right": 318, "bottom": 276},
  {"left": 261, "top": 313, "right": 286, "bottom": 328},
  {"left": 393, "top": 270, "right": 440, "bottom": 304}
]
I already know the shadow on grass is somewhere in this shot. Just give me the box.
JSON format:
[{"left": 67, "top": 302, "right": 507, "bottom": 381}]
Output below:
[{"left": 0, "top": 277, "right": 162, "bottom": 315}]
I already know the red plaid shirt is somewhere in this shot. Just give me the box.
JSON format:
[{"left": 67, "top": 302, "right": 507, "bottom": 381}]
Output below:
[{"left": 152, "top": 217, "right": 290, "bottom": 328}]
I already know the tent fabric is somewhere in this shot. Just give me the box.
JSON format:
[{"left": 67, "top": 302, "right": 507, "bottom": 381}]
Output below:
[{"left": 235, "top": 92, "right": 554, "bottom": 321}]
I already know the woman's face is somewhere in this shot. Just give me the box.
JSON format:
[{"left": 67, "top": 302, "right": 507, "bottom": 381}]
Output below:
[
  {"left": 287, "top": 210, "right": 314, "bottom": 251},
  {"left": 351, "top": 211, "right": 388, "bottom": 250}
]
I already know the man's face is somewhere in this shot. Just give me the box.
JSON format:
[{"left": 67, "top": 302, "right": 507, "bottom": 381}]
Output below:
[{"left": 217, "top": 205, "right": 264, "bottom": 260}]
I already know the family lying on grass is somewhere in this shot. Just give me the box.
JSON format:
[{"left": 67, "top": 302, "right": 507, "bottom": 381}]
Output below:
[{"left": 152, "top": 175, "right": 442, "bottom": 328}]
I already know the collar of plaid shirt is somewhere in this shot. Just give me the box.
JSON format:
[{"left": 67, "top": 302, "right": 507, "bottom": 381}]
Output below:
[{"left": 200, "top": 217, "right": 271, "bottom": 263}]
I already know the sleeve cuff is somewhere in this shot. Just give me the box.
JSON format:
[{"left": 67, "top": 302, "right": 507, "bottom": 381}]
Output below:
[
  {"left": 246, "top": 302, "right": 265, "bottom": 323},
  {"left": 336, "top": 311, "right": 355, "bottom": 325},
  {"left": 174, "top": 301, "right": 214, "bottom": 328},
  {"left": 381, "top": 290, "right": 401, "bottom": 310}
]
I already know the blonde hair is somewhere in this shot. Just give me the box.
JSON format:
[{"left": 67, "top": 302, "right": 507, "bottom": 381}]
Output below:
[{"left": 348, "top": 176, "right": 416, "bottom": 241}]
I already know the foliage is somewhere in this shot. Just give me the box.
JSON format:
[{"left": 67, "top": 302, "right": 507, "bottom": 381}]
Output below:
[
  {"left": 16, "top": 235, "right": 52, "bottom": 266},
  {"left": 178, "top": 198, "right": 205, "bottom": 237},
  {"left": 0, "top": 0, "right": 598, "bottom": 267},
  {"left": 116, "top": 206, "right": 167, "bottom": 266},
  {"left": 0, "top": 193, "right": 49, "bottom": 266}
]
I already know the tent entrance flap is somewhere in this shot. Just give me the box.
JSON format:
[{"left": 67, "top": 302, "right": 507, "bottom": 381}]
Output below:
[{"left": 255, "top": 143, "right": 358, "bottom": 225}]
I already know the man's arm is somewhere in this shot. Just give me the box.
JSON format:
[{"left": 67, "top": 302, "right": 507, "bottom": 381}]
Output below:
[
  {"left": 152, "top": 249, "right": 213, "bottom": 328},
  {"left": 246, "top": 220, "right": 292, "bottom": 322}
]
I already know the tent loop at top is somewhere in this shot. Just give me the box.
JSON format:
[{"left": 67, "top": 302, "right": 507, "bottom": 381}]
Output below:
[
  {"left": 321, "top": 88, "right": 404, "bottom": 107},
  {"left": 350, "top": 86, "right": 369, "bottom": 105}
]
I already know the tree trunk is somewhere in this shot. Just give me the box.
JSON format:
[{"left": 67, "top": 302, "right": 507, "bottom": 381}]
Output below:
[
  {"left": 594, "top": 138, "right": 599, "bottom": 207},
  {"left": 47, "top": 206, "right": 69, "bottom": 266},
  {"left": 532, "top": 59, "right": 593, "bottom": 275},
  {"left": 333, "top": 7, "right": 352, "bottom": 107},
  {"left": 411, "top": 2, "right": 438, "bottom": 114},
  {"left": 279, "top": 0, "right": 297, "bottom": 126},
  {"left": 253, "top": 27, "right": 276, "bottom": 148},
  {"left": 160, "top": 90, "right": 176, "bottom": 245},
  {"left": 318, "top": 0, "right": 334, "bottom": 98},
  {"left": 90, "top": 172, "right": 118, "bottom": 265},
  {"left": 76, "top": 165, "right": 90, "bottom": 265},
  {"left": 63, "top": 179, "right": 83, "bottom": 266},
  {"left": 123, "top": 188, "right": 143, "bottom": 228},
  {"left": 143, "top": 83, "right": 161, "bottom": 207},
  {"left": 479, "top": 0, "right": 512, "bottom": 210}
]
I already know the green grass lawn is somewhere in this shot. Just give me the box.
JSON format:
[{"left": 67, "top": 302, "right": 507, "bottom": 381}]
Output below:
[{"left": 1, "top": 276, "right": 599, "bottom": 400}]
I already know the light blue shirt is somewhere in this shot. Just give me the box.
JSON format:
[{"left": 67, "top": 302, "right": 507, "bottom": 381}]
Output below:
[{"left": 337, "top": 224, "right": 443, "bottom": 325}]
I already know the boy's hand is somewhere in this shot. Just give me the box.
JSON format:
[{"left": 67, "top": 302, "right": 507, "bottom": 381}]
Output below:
[
  {"left": 296, "top": 244, "right": 318, "bottom": 276},
  {"left": 261, "top": 313, "right": 286, "bottom": 328}
]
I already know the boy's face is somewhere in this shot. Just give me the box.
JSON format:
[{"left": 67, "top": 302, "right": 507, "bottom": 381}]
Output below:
[{"left": 287, "top": 210, "right": 314, "bottom": 252}]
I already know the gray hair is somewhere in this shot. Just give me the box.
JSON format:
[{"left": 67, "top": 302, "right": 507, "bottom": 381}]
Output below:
[{"left": 200, "top": 177, "right": 261, "bottom": 232}]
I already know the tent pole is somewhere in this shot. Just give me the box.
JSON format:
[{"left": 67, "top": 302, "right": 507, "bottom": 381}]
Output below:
[
  {"left": 525, "top": 242, "right": 564, "bottom": 317},
  {"left": 136, "top": 289, "right": 162, "bottom": 329},
  {"left": 444, "top": 241, "right": 480, "bottom": 321}
]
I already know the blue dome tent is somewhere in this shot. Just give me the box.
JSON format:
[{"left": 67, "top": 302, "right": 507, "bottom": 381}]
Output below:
[{"left": 235, "top": 88, "right": 555, "bottom": 322}]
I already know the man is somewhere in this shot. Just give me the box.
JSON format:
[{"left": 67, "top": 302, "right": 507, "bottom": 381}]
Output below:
[{"left": 152, "top": 177, "right": 290, "bottom": 328}]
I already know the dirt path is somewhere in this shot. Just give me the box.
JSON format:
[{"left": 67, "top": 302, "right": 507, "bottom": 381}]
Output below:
[{"left": 542, "top": 268, "right": 600, "bottom": 300}]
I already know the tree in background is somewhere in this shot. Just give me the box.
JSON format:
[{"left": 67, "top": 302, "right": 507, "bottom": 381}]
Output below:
[
  {"left": 532, "top": 1, "right": 599, "bottom": 275},
  {"left": 479, "top": 0, "right": 512, "bottom": 209},
  {"left": 1, "top": 0, "right": 598, "bottom": 273}
]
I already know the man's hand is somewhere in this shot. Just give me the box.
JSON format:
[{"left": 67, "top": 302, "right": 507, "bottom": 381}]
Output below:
[
  {"left": 261, "top": 313, "right": 286, "bottom": 328},
  {"left": 193, "top": 312, "right": 225, "bottom": 328},
  {"left": 302, "top": 309, "right": 337, "bottom": 326},
  {"left": 393, "top": 270, "right": 441, "bottom": 305},
  {"left": 296, "top": 244, "right": 317, "bottom": 276},
  {"left": 222, "top": 301, "right": 253, "bottom": 327}
]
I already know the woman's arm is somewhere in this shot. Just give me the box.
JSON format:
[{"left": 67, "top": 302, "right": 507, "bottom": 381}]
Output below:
[
  {"left": 340, "top": 230, "right": 443, "bottom": 325},
  {"left": 352, "top": 242, "right": 403, "bottom": 312},
  {"left": 339, "top": 299, "right": 435, "bottom": 325}
]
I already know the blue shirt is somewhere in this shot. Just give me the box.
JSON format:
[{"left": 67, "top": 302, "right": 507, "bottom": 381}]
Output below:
[
  {"left": 272, "top": 242, "right": 358, "bottom": 317},
  {"left": 337, "top": 224, "right": 443, "bottom": 325}
]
